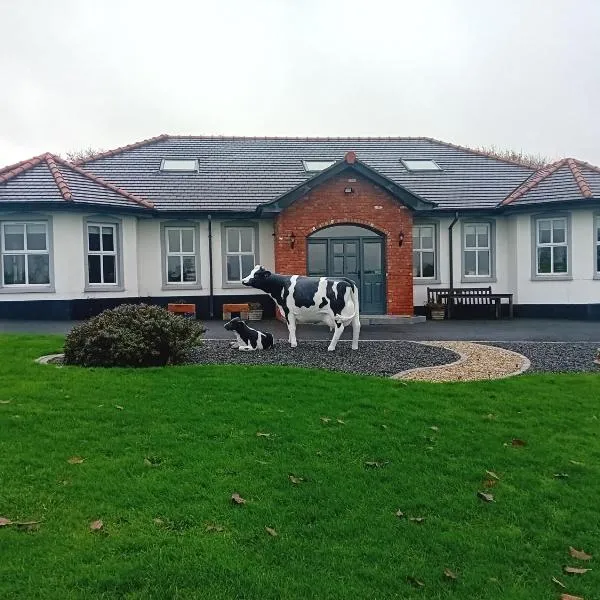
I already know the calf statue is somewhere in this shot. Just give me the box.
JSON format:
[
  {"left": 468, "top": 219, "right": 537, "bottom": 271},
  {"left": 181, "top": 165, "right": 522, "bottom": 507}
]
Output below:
[
  {"left": 242, "top": 265, "right": 360, "bottom": 351},
  {"left": 224, "top": 317, "right": 274, "bottom": 351}
]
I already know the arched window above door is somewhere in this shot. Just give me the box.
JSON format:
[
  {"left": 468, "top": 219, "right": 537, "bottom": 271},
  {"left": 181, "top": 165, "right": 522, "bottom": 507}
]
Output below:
[{"left": 309, "top": 224, "right": 381, "bottom": 239}]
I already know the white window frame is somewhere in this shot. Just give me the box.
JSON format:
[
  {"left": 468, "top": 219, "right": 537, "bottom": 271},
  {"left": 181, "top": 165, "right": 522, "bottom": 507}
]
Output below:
[
  {"left": 401, "top": 159, "right": 442, "bottom": 171},
  {"left": 412, "top": 224, "right": 437, "bottom": 281},
  {"left": 224, "top": 226, "right": 256, "bottom": 284},
  {"left": 160, "top": 159, "right": 198, "bottom": 172},
  {"left": 463, "top": 222, "right": 492, "bottom": 279},
  {"left": 1, "top": 221, "right": 50, "bottom": 287},
  {"left": 165, "top": 226, "right": 197, "bottom": 285},
  {"left": 535, "top": 217, "right": 568, "bottom": 276},
  {"left": 87, "top": 222, "right": 118, "bottom": 286},
  {"left": 302, "top": 160, "right": 336, "bottom": 172}
]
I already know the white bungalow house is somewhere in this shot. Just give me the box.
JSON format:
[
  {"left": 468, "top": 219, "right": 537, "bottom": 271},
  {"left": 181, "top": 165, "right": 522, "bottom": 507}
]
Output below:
[{"left": 0, "top": 134, "right": 599, "bottom": 320}]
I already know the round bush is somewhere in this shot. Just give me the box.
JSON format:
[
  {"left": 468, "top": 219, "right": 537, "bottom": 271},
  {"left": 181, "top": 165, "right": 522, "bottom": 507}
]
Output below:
[{"left": 64, "top": 304, "right": 204, "bottom": 367}]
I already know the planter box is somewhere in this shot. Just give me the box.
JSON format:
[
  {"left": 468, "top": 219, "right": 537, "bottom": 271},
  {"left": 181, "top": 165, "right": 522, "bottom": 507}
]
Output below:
[
  {"left": 167, "top": 303, "right": 196, "bottom": 319},
  {"left": 248, "top": 309, "right": 263, "bottom": 321},
  {"left": 223, "top": 303, "right": 250, "bottom": 321},
  {"left": 430, "top": 309, "right": 445, "bottom": 321}
]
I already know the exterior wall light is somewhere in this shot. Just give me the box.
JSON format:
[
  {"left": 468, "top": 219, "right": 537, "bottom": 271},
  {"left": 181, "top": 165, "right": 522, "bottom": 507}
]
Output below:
[
  {"left": 398, "top": 231, "right": 404, "bottom": 247},
  {"left": 344, "top": 187, "right": 353, "bottom": 194},
  {"left": 290, "top": 232, "right": 296, "bottom": 249}
]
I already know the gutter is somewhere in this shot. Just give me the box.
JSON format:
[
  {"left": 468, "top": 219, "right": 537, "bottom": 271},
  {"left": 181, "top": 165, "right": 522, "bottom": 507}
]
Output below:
[
  {"left": 448, "top": 212, "right": 459, "bottom": 291},
  {"left": 208, "top": 214, "right": 214, "bottom": 319}
]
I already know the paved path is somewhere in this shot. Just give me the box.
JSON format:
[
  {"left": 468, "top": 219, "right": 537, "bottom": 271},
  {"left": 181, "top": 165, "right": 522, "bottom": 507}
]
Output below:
[{"left": 2, "top": 318, "right": 600, "bottom": 342}]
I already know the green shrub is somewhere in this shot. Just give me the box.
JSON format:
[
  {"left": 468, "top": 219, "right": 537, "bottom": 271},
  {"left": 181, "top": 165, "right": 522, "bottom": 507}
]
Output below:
[{"left": 64, "top": 304, "right": 204, "bottom": 367}]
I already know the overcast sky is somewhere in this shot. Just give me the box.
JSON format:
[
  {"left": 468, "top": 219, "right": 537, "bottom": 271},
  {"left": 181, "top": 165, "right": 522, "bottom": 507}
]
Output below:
[{"left": 1, "top": 0, "right": 599, "bottom": 166}]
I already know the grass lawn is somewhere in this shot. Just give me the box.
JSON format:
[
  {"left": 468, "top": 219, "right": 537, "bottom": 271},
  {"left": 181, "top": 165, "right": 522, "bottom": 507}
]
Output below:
[{"left": 0, "top": 334, "right": 599, "bottom": 600}]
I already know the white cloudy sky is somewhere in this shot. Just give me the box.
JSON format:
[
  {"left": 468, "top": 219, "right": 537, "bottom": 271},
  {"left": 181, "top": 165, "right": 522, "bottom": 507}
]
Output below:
[{"left": 1, "top": 0, "right": 599, "bottom": 166}]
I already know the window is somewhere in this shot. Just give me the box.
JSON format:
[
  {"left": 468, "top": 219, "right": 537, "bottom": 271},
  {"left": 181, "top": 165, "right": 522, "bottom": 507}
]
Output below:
[
  {"left": 1, "top": 222, "right": 50, "bottom": 286},
  {"left": 160, "top": 159, "right": 198, "bottom": 172},
  {"left": 225, "top": 226, "right": 255, "bottom": 283},
  {"left": 302, "top": 160, "right": 336, "bottom": 172},
  {"left": 165, "top": 227, "right": 197, "bottom": 284},
  {"left": 463, "top": 223, "right": 491, "bottom": 277},
  {"left": 596, "top": 218, "right": 600, "bottom": 274},
  {"left": 413, "top": 225, "right": 436, "bottom": 278},
  {"left": 536, "top": 217, "right": 568, "bottom": 275},
  {"left": 87, "top": 223, "right": 118, "bottom": 285},
  {"left": 401, "top": 159, "right": 442, "bottom": 171}
]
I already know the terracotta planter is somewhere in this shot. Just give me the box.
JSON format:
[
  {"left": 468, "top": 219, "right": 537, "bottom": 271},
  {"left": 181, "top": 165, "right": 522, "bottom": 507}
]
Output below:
[
  {"left": 430, "top": 308, "right": 445, "bottom": 321},
  {"left": 167, "top": 303, "right": 196, "bottom": 319}
]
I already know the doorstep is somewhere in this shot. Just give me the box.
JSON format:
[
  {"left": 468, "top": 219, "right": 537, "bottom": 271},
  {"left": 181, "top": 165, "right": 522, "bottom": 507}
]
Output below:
[{"left": 360, "top": 315, "right": 426, "bottom": 326}]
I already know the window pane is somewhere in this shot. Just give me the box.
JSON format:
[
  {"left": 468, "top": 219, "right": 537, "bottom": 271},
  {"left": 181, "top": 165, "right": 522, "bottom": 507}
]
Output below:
[
  {"left": 162, "top": 159, "right": 197, "bottom": 172},
  {"left": 167, "top": 256, "right": 182, "bottom": 282},
  {"left": 227, "top": 228, "right": 239, "bottom": 253},
  {"left": 412, "top": 227, "right": 421, "bottom": 250},
  {"left": 26, "top": 223, "right": 47, "bottom": 251},
  {"left": 167, "top": 229, "right": 180, "bottom": 253},
  {"left": 101, "top": 227, "right": 115, "bottom": 252},
  {"left": 420, "top": 227, "right": 434, "bottom": 249},
  {"left": 537, "top": 247, "right": 551, "bottom": 273},
  {"left": 227, "top": 255, "right": 240, "bottom": 281},
  {"left": 4, "top": 224, "right": 25, "bottom": 251},
  {"left": 239, "top": 228, "right": 253, "bottom": 253},
  {"left": 103, "top": 256, "right": 116, "bottom": 284},
  {"left": 28, "top": 254, "right": 50, "bottom": 284},
  {"left": 538, "top": 220, "right": 551, "bottom": 244},
  {"left": 477, "top": 250, "right": 490, "bottom": 276},
  {"left": 464, "top": 226, "right": 476, "bottom": 248},
  {"left": 241, "top": 254, "right": 255, "bottom": 279},
  {"left": 422, "top": 252, "right": 435, "bottom": 277},
  {"left": 413, "top": 252, "right": 421, "bottom": 277},
  {"left": 552, "top": 220, "right": 566, "bottom": 244},
  {"left": 597, "top": 245, "right": 600, "bottom": 273},
  {"left": 88, "top": 226, "right": 101, "bottom": 252},
  {"left": 181, "top": 229, "right": 194, "bottom": 253},
  {"left": 182, "top": 256, "right": 196, "bottom": 282},
  {"left": 596, "top": 225, "right": 600, "bottom": 243},
  {"left": 88, "top": 255, "right": 102, "bottom": 283},
  {"left": 333, "top": 243, "right": 343, "bottom": 255},
  {"left": 464, "top": 250, "right": 477, "bottom": 275},
  {"left": 3, "top": 255, "right": 26, "bottom": 284},
  {"left": 333, "top": 256, "right": 343, "bottom": 274},
  {"left": 308, "top": 243, "right": 327, "bottom": 274},
  {"left": 364, "top": 242, "right": 382, "bottom": 274},
  {"left": 346, "top": 256, "right": 357, "bottom": 273},
  {"left": 553, "top": 246, "right": 567, "bottom": 273},
  {"left": 476, "top": 225, "right": 489, "bottom": 248}
]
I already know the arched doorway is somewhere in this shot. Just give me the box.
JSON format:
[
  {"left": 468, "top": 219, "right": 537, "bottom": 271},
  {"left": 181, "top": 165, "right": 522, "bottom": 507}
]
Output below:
[{"left": 307, "top": 224, "right": 385, "bottom": 314}]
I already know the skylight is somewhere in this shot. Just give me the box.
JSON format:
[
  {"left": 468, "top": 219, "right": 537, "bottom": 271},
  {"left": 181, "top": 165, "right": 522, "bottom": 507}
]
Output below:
[
  {"left": 302, "top": 160, "right": 336, "bottom": 172},
  {"left": 161, "top": 159, "right": 198, "bottom": 172},
  {"left": 401, "top": 159, "right": 442, "bottom": 172}
]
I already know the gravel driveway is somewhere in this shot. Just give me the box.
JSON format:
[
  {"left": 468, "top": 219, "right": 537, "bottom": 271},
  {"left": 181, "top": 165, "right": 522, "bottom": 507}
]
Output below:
[{"left": 190, "top": 340, "right": 458, "bottom": 377}]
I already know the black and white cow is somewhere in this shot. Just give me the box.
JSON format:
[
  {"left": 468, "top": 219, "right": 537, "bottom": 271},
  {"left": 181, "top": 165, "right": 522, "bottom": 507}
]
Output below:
[
  {"left": 224, "top": 317, "right": 274, "bottom": 351},
  {"left": 242, "top": 265, "right": 360, "bottom": 351}
]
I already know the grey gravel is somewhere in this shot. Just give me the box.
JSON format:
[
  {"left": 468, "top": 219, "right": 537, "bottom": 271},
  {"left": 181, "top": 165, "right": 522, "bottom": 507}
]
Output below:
[
  {"left": 189, "top": 340, "right": 459, "bottom": 377},
  {"left": 489, "top": 342, "right": 600, "bottom": 373}
]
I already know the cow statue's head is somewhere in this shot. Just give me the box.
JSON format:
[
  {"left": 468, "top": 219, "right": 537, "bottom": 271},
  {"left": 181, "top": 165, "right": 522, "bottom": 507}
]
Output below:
[{"left": 242, "top": 265, "right": 272, "bottom": 289}]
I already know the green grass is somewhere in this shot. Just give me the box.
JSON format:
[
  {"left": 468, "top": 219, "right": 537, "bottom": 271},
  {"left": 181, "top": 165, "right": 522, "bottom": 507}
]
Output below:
[{"left": 0, "top": 334, "right": 599, "bottom": 600}]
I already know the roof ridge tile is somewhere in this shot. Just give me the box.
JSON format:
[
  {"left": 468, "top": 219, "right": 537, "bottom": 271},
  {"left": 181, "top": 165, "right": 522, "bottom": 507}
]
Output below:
[
  {"left": 44, "top": 154, "right": 72, "bottom": 201},
  {"left": 566, "top": 158, "right": 593, "bottom": 198},
  {"left": 0, "top": 155, "right": 46, "bottom": 183},
  {"left": 501, "top": 159, "right": 567, "bottom": 205},
  {"left": 75, "top": 133, "right": 169, "bottom": 165}
]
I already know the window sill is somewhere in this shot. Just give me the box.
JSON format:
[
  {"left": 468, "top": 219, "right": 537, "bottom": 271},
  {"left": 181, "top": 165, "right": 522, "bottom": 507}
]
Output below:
[
  {"left": 593, "top": 274, "right": 600, "bottom": 280},
  {"left": 413, "top": 278, "right": 440, "bottom": 285},
  {"left": 84, "top": 285, "right": 125, "bottom": 292},
  {"left": 161, "top": 284, "right": 203, "bottom": 291},
  {"left": 0, "top": 285, "right": 55, "bottom": 294},
  {"left": 461, "top": 276, "right": 497, "bottom": 284},
  {"left": 222, "top": 282, "right": 248, "bottom": 289},
  {"left": 530, "top": 275, "right": 572, "bottom": 282}
]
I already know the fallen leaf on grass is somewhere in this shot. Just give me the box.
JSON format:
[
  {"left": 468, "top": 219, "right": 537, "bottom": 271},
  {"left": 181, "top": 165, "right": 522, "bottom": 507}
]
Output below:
[
  {"left": 289, "top": 475, "right": 304, "bottom": 485},
  {"left": 486, "top": 470, "right": 500, "bottom": 480},
  {"left": 551, "top": 576, "right": 566, "bottom": 588},
  {"left": 144, "top": 456, "right": 162, "bottom": 467},
  {"left": 477, "top": 491, "right": 494, "bottom": 503},
  {"left": 380, "top": 424, "right": 388, "bottom": 430},
  {"left": 406, "top": 576, "right": 425, "bottom": 587},
  {"left": 115, "top": 405, "right": 124, "bottom": 410},
  {"left": 483, "top": 413, "right": 497, "bottom": 420},
  {"left": 205, "top": 523, "right": 225, "bottom": 533},
  {"left": 569, "top": 460, "right": 584, "bottom": 466},
  {"left": 336, "top": 419, "right": 345, "bottom": 425},
  {"left": 561, "top": 594, "right": 584, "bottom": 600},
  {"left": 0, "top": 400, "right": 11, "bottom": 404},
  {"left": 15, "top": 521, "right": 41, "bottom": 531},
  {"left": 320, "top": 417, "right": 330, "bottom": 424},
  {"left": 409, "top": 517, "right": 425, "bottom": 523},
  {"left": 265, "top": 526, "right": 278, "bottom": 537},
  {"left": 89, "top": 520, "right": 103, "bottom": 531},
  {"left": 443, "top": 568, "right": 458, "bottom": 580},
  {"left": 231, "top": 493, "right": 246, "bottom": 505},
  {"left": 67, "top": 456, "right": 85, "bottom": 464},
  {"left": 569, "top": 547, "right": 593, "bottom": 561},
  {"left": 429, "top": 425, "right": 439, "bottom": 431},
  {"left": 563, "top": 566, "right": 591, "bottom": 574},
  {"left": 554, "top": 473, "right": 570, "bottom": 479},
  {"left": 395, "top": 509, "right": 404, "bottom": 518},
  {"left": 0, "top": 517, "right": 13, "bottom": 527},
  {"left": 511, "top": 438, "right": 527, "bottom": 447},
  {"left": 153, "top": 518, "right": 164, "bottom": 526},
  {"left": 256, "top": 432, "right": 271, "bottom": 437},
  {"left": 364, "top": 461, "right": 389, "bottom": 469}
]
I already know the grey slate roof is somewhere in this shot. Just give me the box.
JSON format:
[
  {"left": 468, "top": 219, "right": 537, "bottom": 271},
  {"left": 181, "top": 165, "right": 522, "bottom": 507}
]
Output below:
[{"left": 80, "top": 136, "right": 536, "bottom": 212}]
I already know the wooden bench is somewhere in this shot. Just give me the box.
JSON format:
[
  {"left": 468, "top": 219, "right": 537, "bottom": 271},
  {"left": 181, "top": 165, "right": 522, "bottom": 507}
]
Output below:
[
  {"left": 222, "top": 303, "right": 250, "bottom": 321},
  {"left": 427, "top": 287, "right": 514, "bottom": 319}
]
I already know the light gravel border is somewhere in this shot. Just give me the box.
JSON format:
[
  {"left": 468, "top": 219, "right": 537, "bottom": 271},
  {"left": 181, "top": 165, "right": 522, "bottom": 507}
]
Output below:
[{"left": 392, "top": 341, "right": 530, "bottom": 382}]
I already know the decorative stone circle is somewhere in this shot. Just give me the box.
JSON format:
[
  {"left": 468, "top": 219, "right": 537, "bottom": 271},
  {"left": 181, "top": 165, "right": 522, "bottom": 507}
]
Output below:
[
  {"left": 392, "top": 341, "right": 530, "bottom": 382},
  {"left": 35, "top": 353, "right": 64, "bottom": 365}
]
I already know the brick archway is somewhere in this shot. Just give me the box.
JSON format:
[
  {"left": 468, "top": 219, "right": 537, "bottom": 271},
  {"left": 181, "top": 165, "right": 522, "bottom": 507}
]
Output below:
[{"left": 273, "top": 173, "right": 414, "bottom": 315}]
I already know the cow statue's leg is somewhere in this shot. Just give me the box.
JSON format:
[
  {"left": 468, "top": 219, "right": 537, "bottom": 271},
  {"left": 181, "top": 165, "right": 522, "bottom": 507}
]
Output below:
[
  {"left": 328, "top": 322, "right": 345, "bottom": 351},
  {"left": 351, "top": 294, "right": 360, "bottom": 351},
  {"left": 287, "top": 312, "right": 298, "bottom": 348}
]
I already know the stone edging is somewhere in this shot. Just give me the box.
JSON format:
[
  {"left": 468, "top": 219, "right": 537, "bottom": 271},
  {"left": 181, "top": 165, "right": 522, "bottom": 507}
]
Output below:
[
  {"left": 390, "top": 345, "right": 467, "bottom": 380},
  {"left": 35, "top": 353, "right": 64, "bottom": 365}
]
